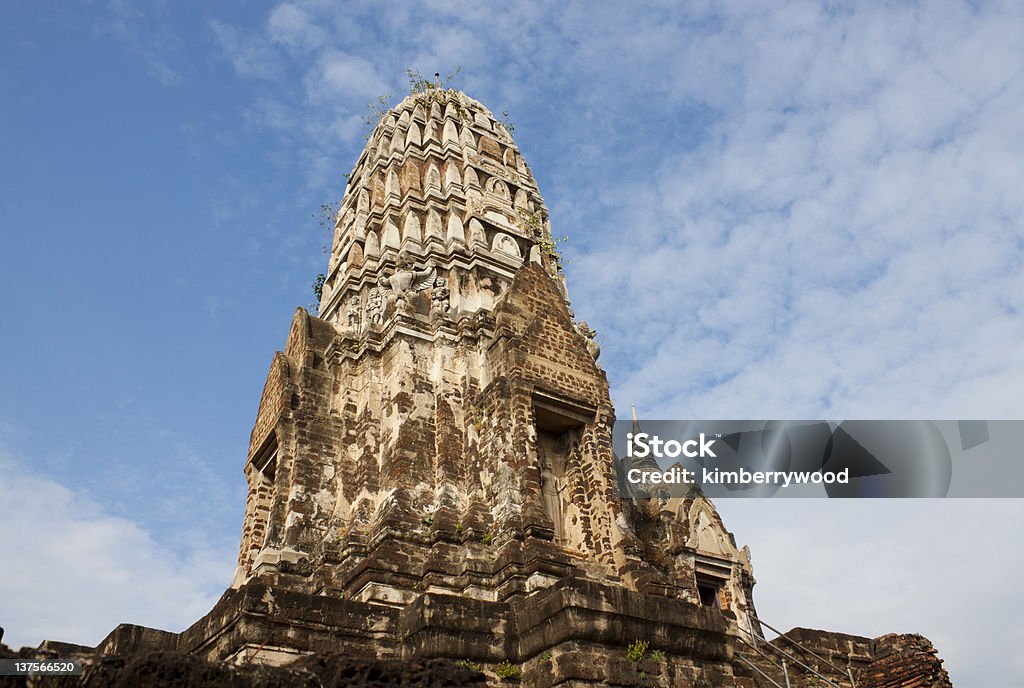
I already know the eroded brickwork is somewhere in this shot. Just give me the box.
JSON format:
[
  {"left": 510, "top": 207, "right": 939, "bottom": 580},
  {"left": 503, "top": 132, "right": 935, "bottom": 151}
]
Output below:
[
  {"left": 735, "top": 628, "right": 954, "bottom": 688},
  {"left": 49, "top": 89, "right": 952, "bottom": 687},
  {"left": 860, "top": 634, "right": 954, "bottom": 688},
  {"left": 199, "top": 90, "right": 763, "bottom": 684}
]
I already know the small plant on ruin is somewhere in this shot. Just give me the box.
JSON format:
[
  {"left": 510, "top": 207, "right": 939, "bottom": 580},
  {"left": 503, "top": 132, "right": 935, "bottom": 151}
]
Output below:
[
  {"left": 540, "top": 651, "right": 553, "bottom": 663},
  {"left": 500, "top": 109, "right": 516, "bottom": 135},
  {"left": 407, "top": 67, "right": 468, "bottom": 120},
  {"left": 481, "top": 531, "right": 494, "bottom": 546},
  {"left": 455, "top": 523, "right": 464, "bottom": 535},
  {"left": 362, "top": 67, "right": 466, "bottom": 138},
  {"left": 310, "top": 200, "right": 340, "bottom": 308},
  {"left": 517, "top": 208, "right": 543, "bottom": 237},
  {"left": 361, "top": 92, "right": 396, "bottom": 133},
  {"left": 519, "top": 208, "right": 571, "bottom": 276},
  {"left": 311, "top": 273, "right": 327, "bottom": 308},
  {"left": 626, "top": 639, "right": 649, "bottom": 662},
  {"left": 494, "top": 659, "right": 521, "bottom": 681},
  {"left": 649, "top": 650, "right": 664, "bottom": 663},
  {"left": 421, "top": 516, "right": 433, "bottom": 526},
  {"left": 458, "top": 659, "right": 483, "bottom": 672},
  {"left": 536, "top": 235, "right": 569, "bottom": 274},
  {"left": 315, "top": 201, "right": 339, "bottom": 252}
]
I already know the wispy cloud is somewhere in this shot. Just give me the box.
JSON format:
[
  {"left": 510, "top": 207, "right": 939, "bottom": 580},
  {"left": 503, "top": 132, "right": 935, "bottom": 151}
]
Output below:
[
  {"left": 719, "top": 499, "right": 1024, "bottom": 688},
  {"left": 205, "top": 1, "right": 1024, "bottom": 419},
  {"left": 209, "top": 19, "right": 283, "bottom": 81},
  {"left": 267, "top": 3, "right": 327, "bottom": 53},
  {"left": 194, "top": 10, "right": 1024, "bottom": 685},
  {"left": 553, "top": 2, "right": 1024, "bottom": 420},
  {"left": 0, "top": 453, "right": 235, "bottom": 650},
  {"left": 94, "top": 0, "right": 185, "bottom": 87},
  {"left": 305, "top": 50, "right": 389, "bottom": 106},
  {"left": 5, "top": 5, "right": 1021, "bottom": 684}
]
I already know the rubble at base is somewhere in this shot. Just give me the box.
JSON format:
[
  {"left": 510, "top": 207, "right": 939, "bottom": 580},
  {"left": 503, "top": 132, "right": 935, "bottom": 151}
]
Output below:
[
  {"left": 0, "top": 647, "right": 484, "bottom": 688},
  {"left": 2, "top": 627, "right": 953, "bottom": 688},
  {"left": 733, "top": 628, "right": 954, "bottom": 688}
]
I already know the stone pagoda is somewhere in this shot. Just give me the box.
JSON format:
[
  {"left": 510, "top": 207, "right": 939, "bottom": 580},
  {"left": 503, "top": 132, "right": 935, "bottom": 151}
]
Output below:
[
  {"left": 25, "top": 85, "right": 953, "bottom": 688},
  {"left": 108, "top": 88, "right": 762, "bottom": 685}
]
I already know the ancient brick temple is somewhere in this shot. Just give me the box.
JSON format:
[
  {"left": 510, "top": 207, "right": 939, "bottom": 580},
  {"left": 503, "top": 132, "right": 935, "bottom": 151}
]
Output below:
[
  {"left": 173, "top": 88, "right": 759, "bottom": 682},
  {"left": 69, "top": 90, "right": 952, "bottom": 688}
]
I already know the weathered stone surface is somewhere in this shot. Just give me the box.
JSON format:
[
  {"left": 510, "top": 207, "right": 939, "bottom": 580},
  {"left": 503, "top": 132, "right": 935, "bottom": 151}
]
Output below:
[
  {"left": 96, "top": 625, "right": 177, "bottom": 657},
  {"left": 0, "top": 652, "right": 484, "bottom": 688},
  {"left": 174, "top": 88, "right": 761, "bottom": 684},
  {"left": 22, "top": 89, "right": 953, "bottom": 686},
  {"left": 859, "top": 634, "right": 953, "bottom": 688},
  {"left": 736, "top": 628, "right": 953, "bottom": 688}
]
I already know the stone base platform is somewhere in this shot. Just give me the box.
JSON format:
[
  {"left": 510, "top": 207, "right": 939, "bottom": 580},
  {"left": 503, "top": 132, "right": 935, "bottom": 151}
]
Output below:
[{"left": 94, "top": 578, "right": 747, "bottom": 687}]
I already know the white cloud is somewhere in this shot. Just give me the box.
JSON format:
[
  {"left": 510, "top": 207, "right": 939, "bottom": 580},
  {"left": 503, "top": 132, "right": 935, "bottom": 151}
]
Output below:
[
  {"left": 268, "top": 3, "right": 327, "bottom": 52},
  {"left": 196, "top": 7, "right": 1024, "bottom": 686},
  {"left": 718, "top": 499, "right": 1024, "bottom": 688},
  {"left": 210, "top": 19, "right": 283, "bottom": 80},
  {"left": 95, "top": 0, "right": 185, "bottom": 87},
  {"left": 0, "top": 455, "right": 235, "bottom": 651},
  {"left": 554, "top": 2, "right": 1024, "bottom": 420},
  {"left": 306, "top": 50, "right": 390, "bottom": 106}
]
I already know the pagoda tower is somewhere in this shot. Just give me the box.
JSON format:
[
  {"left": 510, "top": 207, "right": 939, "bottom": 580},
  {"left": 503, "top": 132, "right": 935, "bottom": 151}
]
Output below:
[{"left": 173, "top": 88, "right": 759, "bottom": 685}]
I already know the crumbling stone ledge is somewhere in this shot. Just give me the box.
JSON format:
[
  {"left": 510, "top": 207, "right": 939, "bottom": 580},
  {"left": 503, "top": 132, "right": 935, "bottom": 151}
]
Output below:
[
  {"left": 859, "top": 633, "right": 953, "bottom": 688},
  {"left": 0, "top": 649, "right": 486, "bottom": 688}
]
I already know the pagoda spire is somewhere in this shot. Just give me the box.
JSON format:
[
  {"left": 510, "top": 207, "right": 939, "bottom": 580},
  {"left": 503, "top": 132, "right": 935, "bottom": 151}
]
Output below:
[{"left": 316, "top": 89, "right": 564, "bottom": 329}]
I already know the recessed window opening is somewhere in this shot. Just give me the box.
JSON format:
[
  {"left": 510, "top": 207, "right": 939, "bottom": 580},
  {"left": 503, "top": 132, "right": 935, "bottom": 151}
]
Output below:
[
  {"left": 697, "top": 582, "right": 721, "bottom": 608},
  {"left": 251, "top": 434, "right": 278, "bottom": 483}
]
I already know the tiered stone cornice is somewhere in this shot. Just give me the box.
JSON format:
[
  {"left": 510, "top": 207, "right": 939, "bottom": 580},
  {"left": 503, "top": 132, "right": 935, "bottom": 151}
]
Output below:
[{"left": 319, "top": 91, "right": 556, "bottom": 325}]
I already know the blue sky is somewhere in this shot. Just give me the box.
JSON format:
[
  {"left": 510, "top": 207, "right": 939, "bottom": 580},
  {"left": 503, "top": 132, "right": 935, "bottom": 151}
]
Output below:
[{"left": 1, "top": 2, "right": 1022, "bottom": 685}]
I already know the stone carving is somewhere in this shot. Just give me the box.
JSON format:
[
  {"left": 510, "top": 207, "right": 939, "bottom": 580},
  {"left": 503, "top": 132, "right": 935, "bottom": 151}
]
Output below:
[
  {"left": 382, "top": 255, "right": 435, "bottom": 297},
  {"left": 464, "top": 196, "right": 485, "bottom": 216},
  {"left": 493, "top": 232, "right": 521, "bottom": 258},
  {"left": 537, "top": 432, "right": 570, "bottom": 543},
  {"left": 378, "top": 255, "right": 436, "bottom": 313},
  {"left": 346, "top": 295, "right": 361, "bottom": 330},
  {"left": 576, "top": 321, "right": 600, "bottom": 360},
  {"left": 688, "top": 502, "right": 733, "bottom": 558},
  {"left": 541, "top": 465, "right": 568, "bottom": 541},
  {"left": 366, "top": 286, "right": 387, "bottom": 326},
  {"left": 430, "top": 274, "right": 450, "bottom": 316}
]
